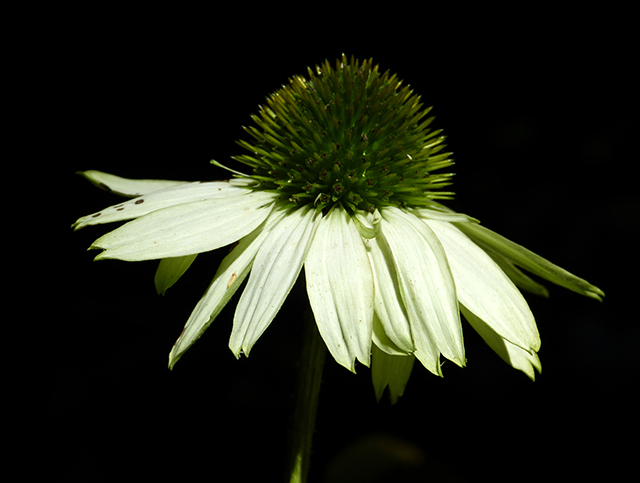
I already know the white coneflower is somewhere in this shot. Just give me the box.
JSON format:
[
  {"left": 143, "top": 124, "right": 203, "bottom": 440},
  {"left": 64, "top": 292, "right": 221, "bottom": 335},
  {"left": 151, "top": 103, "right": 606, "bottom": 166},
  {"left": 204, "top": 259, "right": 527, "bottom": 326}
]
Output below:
[{"left": 73, "top": 55, "right": 603, "bottom": 482}]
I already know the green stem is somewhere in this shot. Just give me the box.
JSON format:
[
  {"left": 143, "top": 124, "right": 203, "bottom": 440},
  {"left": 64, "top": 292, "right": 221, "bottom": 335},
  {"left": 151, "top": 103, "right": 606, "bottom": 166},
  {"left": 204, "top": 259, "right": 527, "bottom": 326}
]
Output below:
[{"left": 288, "top": 308, "right": 327, "bottom": 483}]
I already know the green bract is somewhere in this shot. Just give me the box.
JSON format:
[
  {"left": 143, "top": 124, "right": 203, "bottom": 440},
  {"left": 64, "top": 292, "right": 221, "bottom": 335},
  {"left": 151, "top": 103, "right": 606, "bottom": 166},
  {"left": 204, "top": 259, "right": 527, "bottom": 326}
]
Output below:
[{"left": 234, "top": 55, "right": 454, "bottom": 213}]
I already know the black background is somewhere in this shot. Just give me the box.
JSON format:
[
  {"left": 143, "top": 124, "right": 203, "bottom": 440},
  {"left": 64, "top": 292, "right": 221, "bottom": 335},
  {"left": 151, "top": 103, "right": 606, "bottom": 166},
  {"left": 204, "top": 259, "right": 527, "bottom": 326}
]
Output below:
[{"left": 24, "top": 6, "right": 636, "bottom": 482}]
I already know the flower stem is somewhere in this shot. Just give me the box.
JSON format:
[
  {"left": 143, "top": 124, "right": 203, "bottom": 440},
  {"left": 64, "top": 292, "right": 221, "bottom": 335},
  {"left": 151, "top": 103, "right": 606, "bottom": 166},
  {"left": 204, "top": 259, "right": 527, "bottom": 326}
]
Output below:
[{"left": 288, "top": 307, "right": 327, "bottom": 483}]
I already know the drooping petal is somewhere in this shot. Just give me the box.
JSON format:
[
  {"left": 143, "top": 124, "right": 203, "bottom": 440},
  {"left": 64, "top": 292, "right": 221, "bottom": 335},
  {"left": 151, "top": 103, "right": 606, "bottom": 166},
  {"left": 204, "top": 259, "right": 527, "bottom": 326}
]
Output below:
[
  {"left": 305, "top": 207, "right": 374, "bottom": 371},
  {"left": 229, "top": 205, "right": 321, "bottom": 358},
  {"left": 91, "top": 190, "right": 276, "bottom": 261},
  {"left": 427, "top": 220, "right": 540, "bottom": 353},
  {"left": 381, "top": 207, "right": 464, "bottom": 376},
  {"left": 73, "top": 179, "right": 252, "bottom": 230},
  {"left": 77, "top": 170, "right": 189, "bottom": 197},
  {"left": 168, "top": 210, "right": 287, "bottom": 369},
  {"left": 365, "top": 234, "right": 414, "bottom": 354},
  {"left": 461, "top": 305, "right": 541, "bottom": 380},
  {"left": 456, "top": 222, "right": 604, "bottom": 301},
  {"left": 154, "top": 254, "right": 198, "bottom": 296},
  {"left": 371, "top": 343, "right": 415, "bottom": 404}
]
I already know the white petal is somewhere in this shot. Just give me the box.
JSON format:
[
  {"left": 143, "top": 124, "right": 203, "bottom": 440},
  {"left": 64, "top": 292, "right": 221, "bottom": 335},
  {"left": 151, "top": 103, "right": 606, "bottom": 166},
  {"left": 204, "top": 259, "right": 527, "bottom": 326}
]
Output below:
[
  {"left": 154, "top": 254, "right": 198, "bottom": 295},
  {"left": 461, "top": 305, "right": 541, "bottom": 380},
  {"left": 305, "top": 207, "right": 374, "bottom": 371},
  {"left": 426, "top": 220, "right": 540, "bottom": 353},
  {"left": 73, "top": 180, "right": 251, "bottom": 230},
  {"left": 168, "top": 210, "right": 287, "bottom": 369},
  {"left": 92, "top": 190, "right": 276, "bottom": 261},
  {"left": 414, "top": 207, "right": 479, "bottom": 224},
  {"left": 365, "top": 234, "right": 414, "bottom": 354},
  {"left": 371, "top": 343, "right": 415, "bottom": 404},
  {"left": 77, "top": 170, "right": 189, "bottom": 197},
  {"left": 381, "top": 207, "right": 464, "bottom": 375},
  {"left": 229, "top": 205, "right": 321, "bottom": 358}
]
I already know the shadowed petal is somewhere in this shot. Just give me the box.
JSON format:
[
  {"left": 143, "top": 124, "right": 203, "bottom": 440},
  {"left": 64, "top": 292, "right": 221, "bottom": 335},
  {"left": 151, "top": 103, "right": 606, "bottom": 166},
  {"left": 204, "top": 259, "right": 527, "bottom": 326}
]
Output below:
[
  {"left": 483, "top": 248, "right": 550, "bottom": 297},
  {"left": 461, "top": 305, "right": 541, "bottom": 380},
  {"left": 372, "top": 314, "right": 408, "bottom": 356},
  {"left": 155, "top": 254, "right": 198, "bottom": 295},
  {"left": 371, "top": 344, "right": 415, "bottom": 404}
]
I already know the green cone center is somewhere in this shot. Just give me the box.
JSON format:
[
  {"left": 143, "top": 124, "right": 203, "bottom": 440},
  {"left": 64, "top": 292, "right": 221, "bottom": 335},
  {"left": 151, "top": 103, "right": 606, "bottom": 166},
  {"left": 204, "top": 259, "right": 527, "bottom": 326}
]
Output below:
[{"left": 234, "top": 55, "right": 455, "bottom": 213}]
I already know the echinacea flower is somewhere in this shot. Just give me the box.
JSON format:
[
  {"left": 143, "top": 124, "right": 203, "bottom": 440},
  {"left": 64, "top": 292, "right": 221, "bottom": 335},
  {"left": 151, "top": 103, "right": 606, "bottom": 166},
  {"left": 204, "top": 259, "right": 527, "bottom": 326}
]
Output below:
[{"left": 73, "top": 55, "right": 603, "bottom": 405}]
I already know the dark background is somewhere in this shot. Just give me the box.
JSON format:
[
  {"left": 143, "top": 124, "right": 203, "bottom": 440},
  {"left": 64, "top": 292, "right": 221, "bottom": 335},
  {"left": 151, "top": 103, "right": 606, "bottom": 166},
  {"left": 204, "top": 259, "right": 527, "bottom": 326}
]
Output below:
[{"left": 26, "top": 6, "right": 636, "bottom": 482}]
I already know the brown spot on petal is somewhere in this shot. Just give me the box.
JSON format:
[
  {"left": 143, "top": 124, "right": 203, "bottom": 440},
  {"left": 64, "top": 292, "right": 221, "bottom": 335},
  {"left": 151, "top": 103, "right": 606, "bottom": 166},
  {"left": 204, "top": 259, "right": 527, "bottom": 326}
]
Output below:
[
  {"left": 135, "top": 199, "right": 145, "bottom": 205},
  {"left": 92, "top": 213, "right": 101, "bottom": 218},
  {"left": 227, "top": 273, "right": 237, "bottom": 289}
]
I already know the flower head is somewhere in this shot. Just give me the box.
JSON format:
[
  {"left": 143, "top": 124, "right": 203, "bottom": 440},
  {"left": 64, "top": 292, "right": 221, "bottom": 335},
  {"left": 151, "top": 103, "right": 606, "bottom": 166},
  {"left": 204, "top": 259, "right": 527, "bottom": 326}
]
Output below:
[{"left": 73, "top": 55, "right": 603, "bottom": 403}]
